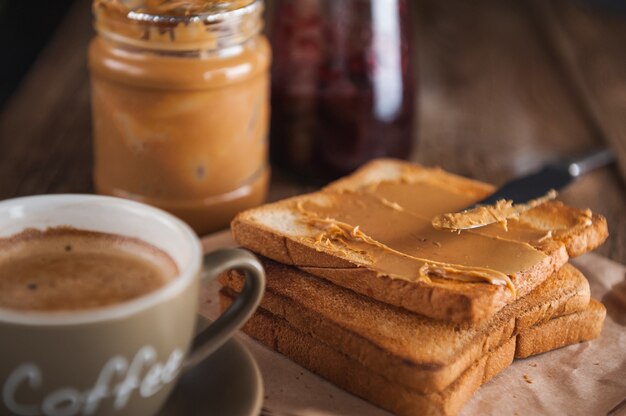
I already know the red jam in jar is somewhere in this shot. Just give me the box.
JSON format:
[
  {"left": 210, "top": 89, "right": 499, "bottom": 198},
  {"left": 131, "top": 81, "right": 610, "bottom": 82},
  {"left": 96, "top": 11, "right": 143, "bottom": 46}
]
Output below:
[{"left": 269, "top": 0, "right": 415, "bottom": 182}]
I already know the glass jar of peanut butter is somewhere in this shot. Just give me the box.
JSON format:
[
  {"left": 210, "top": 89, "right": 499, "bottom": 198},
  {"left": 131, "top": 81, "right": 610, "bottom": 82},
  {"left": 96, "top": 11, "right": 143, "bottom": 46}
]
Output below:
[{"left": 89, "top": 0, "right": 270, "bottom": 235}]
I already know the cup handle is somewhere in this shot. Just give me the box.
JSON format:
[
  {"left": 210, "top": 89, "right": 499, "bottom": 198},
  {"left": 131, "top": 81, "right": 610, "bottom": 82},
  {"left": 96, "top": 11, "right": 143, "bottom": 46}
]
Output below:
[{"left": 182, "top": 248, "right": 265, "bottom": 370}]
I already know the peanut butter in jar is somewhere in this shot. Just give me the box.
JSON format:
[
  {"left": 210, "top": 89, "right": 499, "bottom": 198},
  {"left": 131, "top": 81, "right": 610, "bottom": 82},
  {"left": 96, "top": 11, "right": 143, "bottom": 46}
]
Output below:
[{"left": 89, "top": 0, "right": 270, "bottom": 235}]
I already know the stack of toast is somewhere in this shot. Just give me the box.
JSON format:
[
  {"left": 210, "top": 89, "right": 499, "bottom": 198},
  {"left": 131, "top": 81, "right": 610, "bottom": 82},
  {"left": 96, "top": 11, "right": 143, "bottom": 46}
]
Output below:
[{"left": 219, "top": 159, "right": 609, "bottom": 415}]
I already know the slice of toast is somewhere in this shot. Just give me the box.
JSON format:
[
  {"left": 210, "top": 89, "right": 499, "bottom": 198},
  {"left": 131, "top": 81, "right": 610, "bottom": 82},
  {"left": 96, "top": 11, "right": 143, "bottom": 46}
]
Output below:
[
  {"left": 232, "top": 159, "right": 608, "bottom": 323},
  {"left": 220, "top": 258, "right": 592, "bottom": 393},
  {"left": 515, "top": 298, "right": 606, "bottom": 358},
  {"left": 222, "top": 295, "right": 516, "bottom": 416},
  {"left": 220, "top": 292, "right": 604, "bottom": 416}
]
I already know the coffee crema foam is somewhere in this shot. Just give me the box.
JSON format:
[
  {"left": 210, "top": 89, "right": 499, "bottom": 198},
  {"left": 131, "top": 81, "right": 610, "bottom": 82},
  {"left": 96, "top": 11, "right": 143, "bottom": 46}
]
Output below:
[{"left": 0, "top": 228, "right": 179, "bottom": 311}]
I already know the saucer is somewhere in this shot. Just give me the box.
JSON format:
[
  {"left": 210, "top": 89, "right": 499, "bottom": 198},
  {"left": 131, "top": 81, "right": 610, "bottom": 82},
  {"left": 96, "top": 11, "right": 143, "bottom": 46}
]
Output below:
[{"left": 158, "top": 336, "right": 263, "bottom": 416}]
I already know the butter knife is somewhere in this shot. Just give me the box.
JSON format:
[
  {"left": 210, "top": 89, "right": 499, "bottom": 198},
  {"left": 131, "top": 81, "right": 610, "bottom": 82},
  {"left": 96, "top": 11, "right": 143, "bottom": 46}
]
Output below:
[{"left": 432, "top": 147, "right": 615, "bottom": 231}]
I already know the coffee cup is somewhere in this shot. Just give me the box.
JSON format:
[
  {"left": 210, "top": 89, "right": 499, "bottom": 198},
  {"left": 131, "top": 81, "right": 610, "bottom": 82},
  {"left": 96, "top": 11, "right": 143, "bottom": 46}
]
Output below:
[{"left": 0, "top": 194, "right": 265, "bottom": 416}]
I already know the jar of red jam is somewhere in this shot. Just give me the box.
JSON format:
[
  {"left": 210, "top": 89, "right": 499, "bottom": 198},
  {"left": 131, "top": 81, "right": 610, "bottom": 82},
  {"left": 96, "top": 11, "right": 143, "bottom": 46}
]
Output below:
[
  {"left": 89, "top": 0, "right": 270, "bottom": 234},
  {"left": 269, "top": 0, "right": 415, "bottom": 182}
]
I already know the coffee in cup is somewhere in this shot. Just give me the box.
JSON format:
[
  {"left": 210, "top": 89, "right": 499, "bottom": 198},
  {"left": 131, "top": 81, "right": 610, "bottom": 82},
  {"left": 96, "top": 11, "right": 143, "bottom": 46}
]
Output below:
[{"left": 0, "top": 227, "right": 178, "bottom": 311}]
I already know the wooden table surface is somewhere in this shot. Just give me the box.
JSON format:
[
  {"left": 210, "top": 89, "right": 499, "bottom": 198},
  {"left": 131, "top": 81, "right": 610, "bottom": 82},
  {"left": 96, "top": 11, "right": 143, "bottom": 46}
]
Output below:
[{"left": 0, "top": 0, "right": 624, "bottom": 263}]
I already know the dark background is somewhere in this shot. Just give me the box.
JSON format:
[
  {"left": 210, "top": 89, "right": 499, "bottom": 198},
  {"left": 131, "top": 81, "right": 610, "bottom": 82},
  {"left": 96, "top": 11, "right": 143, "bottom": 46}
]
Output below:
[
  {"left": 2, "top": 0, "right": 625, "bottom": 110},
  {"left": 0, "top": 0, "right": 75, "bottom": 109}
]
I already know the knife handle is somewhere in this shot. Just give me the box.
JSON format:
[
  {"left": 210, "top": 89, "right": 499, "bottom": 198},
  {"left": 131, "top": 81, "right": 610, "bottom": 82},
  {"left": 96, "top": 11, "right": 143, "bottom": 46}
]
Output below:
[{"left": 560, "top": 147, "right": 615, "bottom": 177}]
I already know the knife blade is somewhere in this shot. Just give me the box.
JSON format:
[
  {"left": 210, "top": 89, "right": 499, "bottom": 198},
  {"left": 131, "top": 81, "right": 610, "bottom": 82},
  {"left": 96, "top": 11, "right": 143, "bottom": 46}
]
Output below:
[{"left": 432, "top": 147, "right": 615, "bottom": 231}]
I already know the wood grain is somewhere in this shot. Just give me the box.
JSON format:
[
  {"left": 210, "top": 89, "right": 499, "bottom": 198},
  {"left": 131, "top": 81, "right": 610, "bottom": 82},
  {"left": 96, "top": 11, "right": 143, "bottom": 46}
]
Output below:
[
  {"left": 547, "top": 0, "right": 626, "bottom": 182},
  {"left": 0, "top": 0, "right": 624, "bottom": 263}
]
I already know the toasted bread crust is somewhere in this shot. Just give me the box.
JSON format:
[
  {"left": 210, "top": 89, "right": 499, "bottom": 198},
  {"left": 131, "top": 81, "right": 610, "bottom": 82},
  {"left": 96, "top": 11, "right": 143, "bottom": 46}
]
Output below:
[
  {"left": 515, "top": 299, "right": 606, "bottom": 358},
  {"left": 232, "top": 159, "right": 608, "bottom": 323},
  {"left": 519, "top": 202, "right": 609, "bottom": 258},
  {"left": 220, "top": 292, "right": 604, "bottom": 416},
  {"left": 220, "top": 259, "right": 591, "bottom": 393},
  {"left": 221, "top": 293, "right": 516, "bottom": 416}
]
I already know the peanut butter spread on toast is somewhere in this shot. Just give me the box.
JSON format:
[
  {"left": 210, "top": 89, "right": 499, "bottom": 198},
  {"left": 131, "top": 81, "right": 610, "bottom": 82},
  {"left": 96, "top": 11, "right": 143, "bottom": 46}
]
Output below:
[
  {"left": 295, "top": 179, "right": 556, "bottom": 294},
  {"left": 431, "top": 190, "right": 558, "bottom": 231}
]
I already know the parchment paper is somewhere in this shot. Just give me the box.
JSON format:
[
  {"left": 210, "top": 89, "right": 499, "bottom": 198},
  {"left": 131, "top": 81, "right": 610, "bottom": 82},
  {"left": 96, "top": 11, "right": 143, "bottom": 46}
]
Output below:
[{"left": 200, "top": 231, "right": 626, "bottom": 416}]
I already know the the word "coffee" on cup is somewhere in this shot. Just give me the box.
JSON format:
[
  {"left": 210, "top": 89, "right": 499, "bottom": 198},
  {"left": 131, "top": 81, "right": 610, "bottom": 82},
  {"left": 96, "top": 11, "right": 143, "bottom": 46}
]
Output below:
[{"left": 3, "top": 345, "right": 184, "bottom": 416}]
